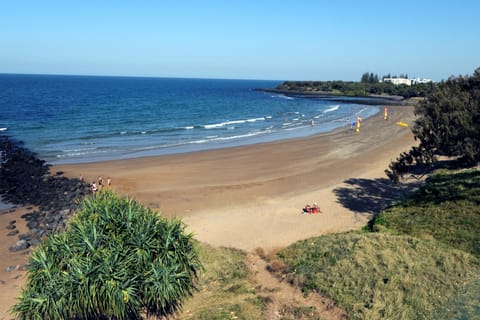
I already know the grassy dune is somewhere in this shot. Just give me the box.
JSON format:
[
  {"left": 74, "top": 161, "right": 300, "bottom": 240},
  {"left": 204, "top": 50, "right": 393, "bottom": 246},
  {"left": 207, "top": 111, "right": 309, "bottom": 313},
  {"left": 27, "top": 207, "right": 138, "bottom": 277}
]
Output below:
[
  {"left": 272, "top": 168, "right": 480, "bottom": 320},
  {"left": 373, "top": 169, "right": 480, "bottom": 257},
  {"left": 178, "top": 244, "right": 264, "bottom": 320},
  {"left": 276, "top": 232, "right": 478, "bottom": 320}
]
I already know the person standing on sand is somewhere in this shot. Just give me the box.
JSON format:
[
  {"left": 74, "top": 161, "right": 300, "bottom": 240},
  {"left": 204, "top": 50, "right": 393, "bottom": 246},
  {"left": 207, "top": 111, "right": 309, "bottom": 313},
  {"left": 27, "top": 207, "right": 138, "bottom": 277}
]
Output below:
[
  {"left": 107, "top": 176, "right": 111, "bottom": 187},
  {"left": 91, "top": 182, "right": 98, "bottom": 193}
]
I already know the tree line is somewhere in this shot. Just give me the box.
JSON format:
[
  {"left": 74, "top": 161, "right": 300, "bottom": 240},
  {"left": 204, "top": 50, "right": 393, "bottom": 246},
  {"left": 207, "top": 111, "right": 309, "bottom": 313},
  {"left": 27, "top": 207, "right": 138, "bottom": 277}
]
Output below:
[
  {"left": 386, "top": 67, "right": 480, "bottom": 182},
  {"left": 276, "top": 79, "right": 434, "bottom": 99}
]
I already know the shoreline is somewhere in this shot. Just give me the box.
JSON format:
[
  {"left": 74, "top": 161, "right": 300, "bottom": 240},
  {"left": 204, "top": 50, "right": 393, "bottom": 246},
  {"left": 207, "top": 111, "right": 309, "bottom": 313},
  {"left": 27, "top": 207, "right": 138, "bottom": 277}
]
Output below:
[
  {"left": 51, "top": 105, "right": 416, "bottom": 249},
  {"left": 1, "top": 105, "right": 416, "bottom": 318},
  {"left": 48, "top": 104, "right": 381, "bottom": 166},
  {"left": 255, "top": 88, "right": 406, "bottom": 105}
]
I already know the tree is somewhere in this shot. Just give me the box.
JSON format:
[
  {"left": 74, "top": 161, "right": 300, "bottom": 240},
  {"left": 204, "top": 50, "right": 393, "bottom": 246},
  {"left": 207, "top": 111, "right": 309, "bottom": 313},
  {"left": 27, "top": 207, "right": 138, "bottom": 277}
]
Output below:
[
  {"left": 361, "top": 72, "right": 379, "bottom": 84},
  {"left": 13, "top": 191, "right": 202, "bottom": 320},
  {"left": 386, "top": 68, "right": 480, "bottom": 182}
]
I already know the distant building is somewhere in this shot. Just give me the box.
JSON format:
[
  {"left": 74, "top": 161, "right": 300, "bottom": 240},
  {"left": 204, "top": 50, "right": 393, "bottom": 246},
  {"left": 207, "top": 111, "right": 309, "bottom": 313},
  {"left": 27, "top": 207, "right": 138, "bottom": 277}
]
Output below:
[
  {"left": 382, "top": 77, "right": 434, "bottom": 86},
  {"left": 383, "top": 77, "right": 412, "bottom": 86},
  {"left": 411, "top": 77, "right": 434, "bottom": 84}
]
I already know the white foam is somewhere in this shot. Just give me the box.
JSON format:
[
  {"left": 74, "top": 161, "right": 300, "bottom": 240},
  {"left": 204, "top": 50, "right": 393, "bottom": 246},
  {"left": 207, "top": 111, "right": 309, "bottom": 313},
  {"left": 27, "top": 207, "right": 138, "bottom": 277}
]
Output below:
[
  {"left": 355, "top": 107, "right": 367, "bottom": 115},
  {"left": 203, "top": 117, "right": 265, "bottom": 129},
  {"left": 323, "top": 105, "right": 340, "bottom": 113},
  {"left": 56, "top": 149, "right": 109, "bottom": 158},
  {"left": 271, "top": 94, "right": 294, "bottom": 100},
  {"left": 63, "top": 147, "right": 97, "bottom": 153},
  {"left": 0, "top": 128, "right": 7, "bottom": 131}
]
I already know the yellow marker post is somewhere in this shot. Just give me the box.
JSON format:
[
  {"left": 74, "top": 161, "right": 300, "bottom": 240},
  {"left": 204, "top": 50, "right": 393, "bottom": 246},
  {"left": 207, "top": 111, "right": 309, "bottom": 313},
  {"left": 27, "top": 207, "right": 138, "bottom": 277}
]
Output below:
[{"left": 356, "top": 115, "right": 362, "bottom": 133}]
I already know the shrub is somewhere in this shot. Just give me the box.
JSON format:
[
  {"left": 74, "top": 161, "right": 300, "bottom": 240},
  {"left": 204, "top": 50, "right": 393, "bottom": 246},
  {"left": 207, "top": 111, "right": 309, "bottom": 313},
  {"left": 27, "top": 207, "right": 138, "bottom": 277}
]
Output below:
[{"left": 12, "top": 190, "right": 201, "bottom": 320}]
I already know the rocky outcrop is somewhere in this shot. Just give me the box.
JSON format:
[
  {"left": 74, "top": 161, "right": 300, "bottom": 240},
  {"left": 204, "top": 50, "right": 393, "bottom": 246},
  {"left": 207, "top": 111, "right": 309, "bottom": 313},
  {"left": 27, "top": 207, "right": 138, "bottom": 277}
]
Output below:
[{"left": 0, "top": 134, "right": 91, "bottom": 250}]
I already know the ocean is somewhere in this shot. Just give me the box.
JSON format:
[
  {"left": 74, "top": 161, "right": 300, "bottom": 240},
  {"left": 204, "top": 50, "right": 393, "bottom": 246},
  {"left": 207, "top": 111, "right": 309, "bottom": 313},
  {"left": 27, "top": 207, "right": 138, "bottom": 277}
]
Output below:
[{"left": 0, "top": 74, "right": 379, "bottom": 164}]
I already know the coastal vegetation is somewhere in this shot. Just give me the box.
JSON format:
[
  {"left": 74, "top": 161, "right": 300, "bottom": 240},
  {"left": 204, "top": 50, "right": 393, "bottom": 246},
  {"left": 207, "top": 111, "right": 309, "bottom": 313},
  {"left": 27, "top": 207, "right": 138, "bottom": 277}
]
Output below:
[
  {"left": 372, "top": 169, "right": 480, "bottom": 257},
  {"left": 273, "top": 75, "right": 434, "bottom": 99},
  {"left": 269, "top": 168, "right": 480, "bottom": 320},
  {"left": 386, "top": 68, "right": 480, "bottom": 182},
  {"left": 12, "top": 191, "right": 201, "bottom": 320}
]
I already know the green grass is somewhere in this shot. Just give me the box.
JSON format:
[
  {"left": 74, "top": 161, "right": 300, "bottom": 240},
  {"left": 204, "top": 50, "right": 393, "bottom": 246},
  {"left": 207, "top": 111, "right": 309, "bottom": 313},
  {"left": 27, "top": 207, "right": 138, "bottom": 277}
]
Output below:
[
  {"left": 273, "top": 168, "right": 480, "bottom": 320},
  {"left": 177, "top": 244, "right": 264, "bottom": 320},
  {"left": 276, "top": 232, "right": 479, "bottom": 320},
  {"left": 372, "top": 168, "right": 480, "bottom": 257}
]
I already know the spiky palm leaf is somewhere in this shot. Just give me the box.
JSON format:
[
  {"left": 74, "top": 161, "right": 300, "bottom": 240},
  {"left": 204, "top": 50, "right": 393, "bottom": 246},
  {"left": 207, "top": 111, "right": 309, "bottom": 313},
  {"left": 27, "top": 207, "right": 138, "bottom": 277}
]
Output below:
[{"left": 13, "top": 190, "right": 201, "bottom": 319}]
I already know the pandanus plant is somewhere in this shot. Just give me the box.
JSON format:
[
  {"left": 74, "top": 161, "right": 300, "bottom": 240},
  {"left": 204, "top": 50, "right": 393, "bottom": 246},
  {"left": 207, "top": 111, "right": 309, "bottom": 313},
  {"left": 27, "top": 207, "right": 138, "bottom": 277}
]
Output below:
[{"left": 13, "top": 190, "right": 202, "bottom": 320}]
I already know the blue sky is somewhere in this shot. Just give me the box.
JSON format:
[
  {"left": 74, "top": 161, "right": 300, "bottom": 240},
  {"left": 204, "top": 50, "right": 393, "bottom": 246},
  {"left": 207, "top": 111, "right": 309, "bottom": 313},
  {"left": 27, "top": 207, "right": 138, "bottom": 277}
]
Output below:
[{"left": 1, "top": 1, "right": 479, "bottom": 81}]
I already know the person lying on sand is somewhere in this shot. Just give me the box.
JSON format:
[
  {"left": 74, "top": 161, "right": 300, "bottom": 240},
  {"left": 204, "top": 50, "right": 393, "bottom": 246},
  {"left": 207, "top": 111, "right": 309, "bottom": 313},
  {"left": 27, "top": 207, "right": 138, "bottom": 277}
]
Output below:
[
  {"left": 303, "top": 202, "right": 322, "bottom": 214},
  {"left": 303, "top": 204, "right": 311, "bottom": 214}
]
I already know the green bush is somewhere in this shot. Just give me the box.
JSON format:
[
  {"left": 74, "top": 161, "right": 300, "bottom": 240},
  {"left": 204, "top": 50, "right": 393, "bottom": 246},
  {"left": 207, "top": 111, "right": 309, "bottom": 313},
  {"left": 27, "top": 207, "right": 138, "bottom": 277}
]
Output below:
[
  {"left": 373, "top": 169, "right": 480, "bottom": 257},
  {"left": 13, "top": 190, "right": 201, "bottom": 320}
]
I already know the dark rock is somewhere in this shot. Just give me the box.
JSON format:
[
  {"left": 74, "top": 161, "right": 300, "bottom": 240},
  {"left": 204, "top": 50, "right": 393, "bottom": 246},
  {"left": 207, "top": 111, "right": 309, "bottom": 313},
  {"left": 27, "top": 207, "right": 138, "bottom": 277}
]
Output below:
[
  {"left": 1, "top": 135, "right": 90, "bottom": 244},
  {"left": 9, "top": 239, "right": 29, "bottom": 252},
  {"left": 6, "top": 265, "right": 16, "bottom": 272},
  {"left": 9, "top": 220, "right": 16, "bottom": 224},
  {"left": 26, "top": 220, "right": 39, "bottom": 229},
  {"left": 29, "top": 237, "right": 41, "bottom": 247},
  {"left": 7, "top": 229, "right": 19, "bottom": 236},
  {"left": 18, "top": 233, "right": 30, "bottom": 240}
]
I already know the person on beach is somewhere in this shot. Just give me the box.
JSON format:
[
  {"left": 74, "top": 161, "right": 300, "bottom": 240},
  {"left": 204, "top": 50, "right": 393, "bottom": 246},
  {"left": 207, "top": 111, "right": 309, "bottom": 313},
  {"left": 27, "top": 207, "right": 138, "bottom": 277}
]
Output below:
[
  {"left": 303, "top": 204, "right": 311, "bottom": 214},
  {"left": 311, "top": 202, "right": 322, "bottom": 214},
  {"left": 303, "top": 202, "right": 322, "bottom": 214},
  {"left": 98, "top": 176, "right": 104, "bottom": 187},
  {"left": 91, "top": 182, "right": 98, "bottom": 193},
  {"left": 107, "top": 176, "right": 111, "bottom": 186}
]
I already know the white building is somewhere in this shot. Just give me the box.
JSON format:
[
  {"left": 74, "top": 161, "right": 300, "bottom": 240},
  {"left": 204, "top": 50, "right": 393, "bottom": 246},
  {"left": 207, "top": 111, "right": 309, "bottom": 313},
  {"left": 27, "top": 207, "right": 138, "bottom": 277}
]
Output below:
[
  {"left": 382, "top": 77, "right": 433, "bottom": 86},
  {"left": 383, "top": 77, "right": 412, "bottom": 86},
  {"left": 411, "top": 77, "right": 434, "bottom": 84}
]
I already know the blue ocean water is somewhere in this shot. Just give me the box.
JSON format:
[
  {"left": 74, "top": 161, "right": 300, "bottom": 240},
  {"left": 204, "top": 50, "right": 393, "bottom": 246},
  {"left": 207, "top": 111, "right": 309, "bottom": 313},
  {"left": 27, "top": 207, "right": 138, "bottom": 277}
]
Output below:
[{"left": 0, "top": 74, "right": 379, "bottom": 164}]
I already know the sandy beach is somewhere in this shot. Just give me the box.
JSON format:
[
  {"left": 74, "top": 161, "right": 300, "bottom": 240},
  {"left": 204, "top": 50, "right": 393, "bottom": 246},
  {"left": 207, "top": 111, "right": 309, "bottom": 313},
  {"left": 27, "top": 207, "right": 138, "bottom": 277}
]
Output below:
[
  {"left": 0, "top": 106, "right": 416, "bottom": 318},
  {"left": 53, "top": 106, "right": 416, "bottom": 250}
]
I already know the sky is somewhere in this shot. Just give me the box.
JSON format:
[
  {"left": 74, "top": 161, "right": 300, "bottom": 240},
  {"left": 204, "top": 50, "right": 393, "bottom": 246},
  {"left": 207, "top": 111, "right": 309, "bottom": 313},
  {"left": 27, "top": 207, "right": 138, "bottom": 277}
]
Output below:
[{"left": 1, "top": 1, "right": 479, "bottom": 81}]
